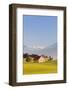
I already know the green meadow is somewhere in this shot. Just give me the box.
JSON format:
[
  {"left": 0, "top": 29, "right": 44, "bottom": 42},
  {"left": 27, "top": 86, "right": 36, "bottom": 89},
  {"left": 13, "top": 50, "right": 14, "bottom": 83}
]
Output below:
[{"left": 23, "top": 60, "right": 57, "bottom": 75}]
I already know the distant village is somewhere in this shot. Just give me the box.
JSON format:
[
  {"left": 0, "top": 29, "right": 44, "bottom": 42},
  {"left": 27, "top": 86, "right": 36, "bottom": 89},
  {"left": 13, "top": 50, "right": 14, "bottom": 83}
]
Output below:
[{"left": 23, "top": 53, "right": 56, "bottom": 63}]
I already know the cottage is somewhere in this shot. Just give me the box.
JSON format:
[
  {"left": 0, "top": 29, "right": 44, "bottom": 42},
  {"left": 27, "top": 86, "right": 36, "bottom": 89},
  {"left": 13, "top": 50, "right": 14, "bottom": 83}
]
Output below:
[
  {"left": 33, "top": 55, "right": 48, "bottom": 63},
  {"left": 38, "top": 55, "right": 49, "bottom": 63},
  {"left": 38, "top": 56, "right": 45, "bottom": 63}
]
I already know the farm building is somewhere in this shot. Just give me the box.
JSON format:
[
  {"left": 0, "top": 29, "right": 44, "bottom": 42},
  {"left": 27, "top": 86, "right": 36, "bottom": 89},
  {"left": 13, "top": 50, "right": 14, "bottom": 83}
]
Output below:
[
  {"left": 38, "top": 56, "right": 45, "bottom": 63},
  {"left": 33, "top": 55, "right": 49, "bottom": 63},
  {"left": 38, "top": 55, "right": 48, "bottom": 63}
]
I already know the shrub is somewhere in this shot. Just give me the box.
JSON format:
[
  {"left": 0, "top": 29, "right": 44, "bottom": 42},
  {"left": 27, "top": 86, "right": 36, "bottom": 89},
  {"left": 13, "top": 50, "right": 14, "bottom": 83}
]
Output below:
[
  {"left": 48, "top": 56, "right": 53, "bottom": 61},
  {"left": 26, "top": 56, "right": 32, "bottom": 62}
]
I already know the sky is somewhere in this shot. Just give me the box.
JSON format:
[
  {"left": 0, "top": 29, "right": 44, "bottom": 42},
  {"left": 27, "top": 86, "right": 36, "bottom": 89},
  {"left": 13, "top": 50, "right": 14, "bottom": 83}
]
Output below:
[{"left": 23, "top": 15, "right": 57, "bottom": 48}]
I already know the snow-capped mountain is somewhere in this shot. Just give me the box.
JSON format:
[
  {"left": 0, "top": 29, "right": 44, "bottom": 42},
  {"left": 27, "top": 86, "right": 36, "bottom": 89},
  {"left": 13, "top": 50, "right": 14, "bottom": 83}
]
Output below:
[{"left": 24, "top": 43, "right": 57, "bottom": 59}]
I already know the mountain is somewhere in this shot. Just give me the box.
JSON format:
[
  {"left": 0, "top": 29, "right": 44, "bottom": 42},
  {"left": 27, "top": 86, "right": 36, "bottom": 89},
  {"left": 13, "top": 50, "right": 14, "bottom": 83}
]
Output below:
[
  {"left": 24, "top": 45, "right": 37, "bottom": 53},
  {"left": 24, "top": 43, "right": 57, "bottom": 59},
  {"left": 39, "top": 43, "right": 57, "bottom": 59}
]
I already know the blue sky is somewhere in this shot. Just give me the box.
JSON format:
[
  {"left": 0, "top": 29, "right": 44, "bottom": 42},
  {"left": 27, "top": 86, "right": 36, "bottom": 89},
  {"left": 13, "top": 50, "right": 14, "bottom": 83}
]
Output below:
[{"left": 23, "top": 15, "right": 57, "bottom": 48}]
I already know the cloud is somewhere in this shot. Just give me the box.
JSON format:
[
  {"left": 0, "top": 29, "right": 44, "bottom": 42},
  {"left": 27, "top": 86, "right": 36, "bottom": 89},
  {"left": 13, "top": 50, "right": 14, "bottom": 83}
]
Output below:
[{"left": 32, "top": 45, "right": 45, "bottom": 49}]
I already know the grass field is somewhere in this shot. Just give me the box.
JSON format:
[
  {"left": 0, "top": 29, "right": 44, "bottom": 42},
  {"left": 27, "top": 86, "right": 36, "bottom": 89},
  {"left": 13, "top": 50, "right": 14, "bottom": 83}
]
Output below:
[{"left": 23, "top": 60, "right": 57, "bottom": 75}]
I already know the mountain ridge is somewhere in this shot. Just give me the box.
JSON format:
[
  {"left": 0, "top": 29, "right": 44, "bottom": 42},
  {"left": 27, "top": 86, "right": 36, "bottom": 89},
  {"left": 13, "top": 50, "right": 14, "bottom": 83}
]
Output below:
[{"left": 24, "top": 43, "right": 57, "bottom": 59}]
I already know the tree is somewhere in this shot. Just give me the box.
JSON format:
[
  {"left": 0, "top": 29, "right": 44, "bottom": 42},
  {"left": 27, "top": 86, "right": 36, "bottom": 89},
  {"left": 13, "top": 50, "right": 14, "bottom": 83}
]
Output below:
[
  {"left": 26, "top": 56, "right": 32, "bottom": 62},
  {"left": 45, "top": 56, "right": 48, "bottom": 58},
  {"left": 48, "top": 56, "right": 53, "bottom": 61},
  {"left": 23, "top": 53, "right": 29, "bottom": 58}
]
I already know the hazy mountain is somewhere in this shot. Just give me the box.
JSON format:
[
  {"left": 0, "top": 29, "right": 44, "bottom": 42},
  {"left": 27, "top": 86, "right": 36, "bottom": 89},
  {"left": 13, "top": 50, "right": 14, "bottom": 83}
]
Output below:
[
  {"left": 39, "top": 43, "right": 57, "bottom": 59},
  {"left": 24, "top": 43, "right": 57, "bottom": 59}
]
